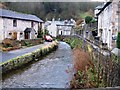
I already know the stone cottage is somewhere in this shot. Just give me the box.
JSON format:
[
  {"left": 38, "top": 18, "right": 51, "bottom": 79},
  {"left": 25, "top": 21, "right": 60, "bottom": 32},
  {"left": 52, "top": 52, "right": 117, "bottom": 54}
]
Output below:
[
  {"left": 45, "top": 19, "right": 76, "bottom": 37},
  {"left": 0, "top": 9, "right": 43, "bottom": 43},
  {"left": 96, "top": 0, "right": 120, "bottom": 49}
]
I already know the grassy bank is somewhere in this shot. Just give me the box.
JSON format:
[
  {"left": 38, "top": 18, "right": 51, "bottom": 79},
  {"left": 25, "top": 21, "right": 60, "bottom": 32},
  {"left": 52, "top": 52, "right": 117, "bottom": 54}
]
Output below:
[
  {"left": 63, "top": 37, "right": 83, "bottom": 49},
  {"left": 63, "top": 36, "right": 120, "bottom": 89},
  {"left": 64, "top": 37, "right": 99, "bottom": 88}
]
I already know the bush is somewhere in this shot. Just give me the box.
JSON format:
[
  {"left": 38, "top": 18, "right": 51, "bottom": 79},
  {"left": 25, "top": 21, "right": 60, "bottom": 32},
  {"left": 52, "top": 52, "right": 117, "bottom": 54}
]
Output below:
[
  {"left": 85, "top": 16, "right": 93, "bottom": 24},
  {"left": 71, "top": 47, "right": 96, "bottom": 89},
  {"left": 24, "top": 41, "right": 32, "bottom": 47},
  {"left": 117, "top": 32, "right": 120, "bottom": 49},
  {"left": 56, "top": 35, "right": 63, "bottom": 41},
  {"left": 37, "top": 30, "right": 43, "bottom": 38},
  {"left": 3, "top": 44, "right": 13, "bottom": 48}
]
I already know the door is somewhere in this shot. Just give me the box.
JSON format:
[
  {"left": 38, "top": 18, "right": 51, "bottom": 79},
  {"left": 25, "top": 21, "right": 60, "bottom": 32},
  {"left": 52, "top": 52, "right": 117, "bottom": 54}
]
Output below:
[
  {"left": 24, "top": 32, "right": 30, "bottom": 39},
  {"left": 61, "top": 31, "right": 62, "bottom": 35},
  {"left": 12, "top": 32, "right": 17, "bottom": 40}
]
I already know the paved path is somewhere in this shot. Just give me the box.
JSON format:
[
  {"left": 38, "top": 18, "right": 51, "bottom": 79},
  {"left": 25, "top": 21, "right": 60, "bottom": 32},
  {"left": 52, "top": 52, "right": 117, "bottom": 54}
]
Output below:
[
  {"left": 0, "top": 42, "right": 51, "bottom": 62},
  {"left": 2, "top": 42, "right": 74, "bottom": 88}
]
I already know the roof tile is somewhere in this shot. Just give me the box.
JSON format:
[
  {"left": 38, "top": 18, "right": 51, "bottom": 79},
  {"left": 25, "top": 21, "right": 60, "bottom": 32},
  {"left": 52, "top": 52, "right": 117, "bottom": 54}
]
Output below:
[{"left": 0, "top": 9, "right": 43, "bottom": 22}]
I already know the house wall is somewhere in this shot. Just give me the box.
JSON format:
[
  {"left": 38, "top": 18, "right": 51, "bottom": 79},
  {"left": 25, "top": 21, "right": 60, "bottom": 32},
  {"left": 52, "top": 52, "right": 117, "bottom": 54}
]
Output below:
[
  {"left": 98, "top": 1, "right": 119, "bottom": 49},
  {"left": 111, "top": 0, "right": 119, "bottom": 48},
  {"left": 46, "top": 21, "right": 74, "bottom": 37},
  {"left": 2, "top": 18, "right": 39, "bottom": 41},
  {"left": 102, "top": 4, "right": 112, "bottom": 48},
  {"left": 0, "top": 17, "right": 4, "bottom": 43},
  {"left": 64, "top": 26, "right": 72, "bottom": 35},
  {"left": 47, "top": 23, "right": 57, "bottom": 37},
  {"left": 57, "top": 26, "right": 72, "bottom": 36}
]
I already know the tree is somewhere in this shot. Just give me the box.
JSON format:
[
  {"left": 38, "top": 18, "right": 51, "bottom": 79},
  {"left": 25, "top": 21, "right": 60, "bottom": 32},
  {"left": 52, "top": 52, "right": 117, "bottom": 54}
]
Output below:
[
  {"left": 4, "top": 2, "right": 102, "bottom": 20},
  {"left": 85, "top": 16, "right": 93, "bottom": 24}
]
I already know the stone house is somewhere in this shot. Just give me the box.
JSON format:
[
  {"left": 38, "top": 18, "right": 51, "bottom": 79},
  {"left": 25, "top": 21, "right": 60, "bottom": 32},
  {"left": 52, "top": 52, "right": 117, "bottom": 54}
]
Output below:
[
  {"left": 96, "top": 0, "right": 120, "bottom": 49},
  {"left": 45, "top": 19, "right": 76, "bottom": 37},
  {"left": 0, "top": 9, "right": 43, "bottom": 43}
]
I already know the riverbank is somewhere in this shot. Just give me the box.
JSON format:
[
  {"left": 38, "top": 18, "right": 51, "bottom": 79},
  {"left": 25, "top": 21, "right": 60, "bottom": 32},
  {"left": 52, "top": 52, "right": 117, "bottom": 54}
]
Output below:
[
  {"left": 63, "top": 36, "right": 120, "bottom": 89},
  {"left": 1, "top": 40, "right": 58, "bottom": 74},
  {"left": 2, "top": 42, "right": 74, "bottom": 88}
]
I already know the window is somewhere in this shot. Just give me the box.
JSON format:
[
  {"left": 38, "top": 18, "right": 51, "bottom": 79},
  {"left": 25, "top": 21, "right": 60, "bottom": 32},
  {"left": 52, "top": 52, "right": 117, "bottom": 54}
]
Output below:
[
  {"left": 118, "top": 2, "right": 120, "bottom": 8},
  {"left": 9, "top": 32, "right": 12, "bottom": 36},
  {"left": 13, "top": 19, "right": 17, "bottom": 27},
  {"left": 20, "top": 32, "right": 23, "bottom": 35}
]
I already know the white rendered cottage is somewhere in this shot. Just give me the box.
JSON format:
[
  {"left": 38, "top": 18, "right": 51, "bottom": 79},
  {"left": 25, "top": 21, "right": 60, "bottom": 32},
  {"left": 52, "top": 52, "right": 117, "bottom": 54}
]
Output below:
[
  {"left": 96, "top": 0, "right": 120, "bottom": 49},
  {"left": 0, "top": 9, "right": 43, "bottom": 43},
  {"left": 45, "top": 19, "right": 76, "bottom": 37}
]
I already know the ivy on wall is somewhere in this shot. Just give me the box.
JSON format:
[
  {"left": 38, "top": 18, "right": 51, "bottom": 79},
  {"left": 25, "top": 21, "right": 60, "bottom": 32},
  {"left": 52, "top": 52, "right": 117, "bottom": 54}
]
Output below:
[{"left": 117, "top": 32, "right": 120, "bottom": 49}]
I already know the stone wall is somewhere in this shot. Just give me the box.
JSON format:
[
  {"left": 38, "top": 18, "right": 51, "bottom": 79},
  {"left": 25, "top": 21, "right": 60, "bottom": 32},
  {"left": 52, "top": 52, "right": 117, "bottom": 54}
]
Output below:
[
  {"left": 86, "top": 41, "right": 120, "bottom": 87},
  {"left": 63, "top": 35, "right": 120, "bottom": 87},
  {"left": 0, "top": 41, "right": 58, "bottom": 74},
  {"left": 20, "top": 38, "right": 43, "bottom": 46}
]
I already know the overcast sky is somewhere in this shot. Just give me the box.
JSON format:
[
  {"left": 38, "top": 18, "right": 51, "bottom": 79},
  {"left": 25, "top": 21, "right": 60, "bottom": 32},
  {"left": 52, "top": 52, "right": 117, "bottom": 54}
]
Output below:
[{"left": 1, "top": 0, "right": 107, "bottom": 2}]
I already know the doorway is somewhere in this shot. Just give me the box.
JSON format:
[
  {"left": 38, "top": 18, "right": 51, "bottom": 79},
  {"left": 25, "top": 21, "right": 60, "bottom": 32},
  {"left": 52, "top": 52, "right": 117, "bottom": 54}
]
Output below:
[
  {"left": 61, "top": 31, "right": 62, "bottom": 35},
  {"left": 12, "top": 32, "right": 17, "bottom": 40},
  {"left": 24, "top": 32, "right": 30, "bottom": 39}
]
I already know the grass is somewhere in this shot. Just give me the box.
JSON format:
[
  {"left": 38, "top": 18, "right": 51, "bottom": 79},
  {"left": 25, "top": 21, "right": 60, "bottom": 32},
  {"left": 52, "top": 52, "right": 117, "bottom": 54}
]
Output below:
[
  {"left": 79, "top": 12, "right": 92, "bottom": 19},
  {"left": 63, "top": 37, "right": 83, "bottom": 49}
]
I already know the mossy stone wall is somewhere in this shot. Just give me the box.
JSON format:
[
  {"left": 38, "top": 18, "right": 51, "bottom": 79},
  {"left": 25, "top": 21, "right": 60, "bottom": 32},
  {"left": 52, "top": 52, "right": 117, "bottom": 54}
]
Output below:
[{"left": 1, "top": 41, "right": 58, "bottom": 74}]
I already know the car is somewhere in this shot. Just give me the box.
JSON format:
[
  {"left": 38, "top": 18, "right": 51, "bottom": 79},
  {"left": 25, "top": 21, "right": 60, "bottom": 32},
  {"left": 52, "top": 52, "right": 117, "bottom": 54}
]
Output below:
[{"left": 44, "top": 35, "right": 53, "bottom": 42}]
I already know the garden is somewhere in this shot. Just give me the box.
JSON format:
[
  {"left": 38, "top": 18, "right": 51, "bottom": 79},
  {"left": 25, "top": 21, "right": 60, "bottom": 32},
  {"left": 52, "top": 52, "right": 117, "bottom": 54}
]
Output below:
[{"left": 0, "top": 38, "right": 43, "bottom": 51}]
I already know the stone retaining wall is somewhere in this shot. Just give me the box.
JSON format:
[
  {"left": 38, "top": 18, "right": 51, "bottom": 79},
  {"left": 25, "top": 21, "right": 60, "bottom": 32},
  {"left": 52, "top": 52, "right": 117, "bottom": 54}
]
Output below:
[
  {"left": 20, "top": 38, "right": 43, "bottom": 46},
  {"left": 63, "top": 35, "right": 120, "bottom": 87},
  {"left": 0, "top": 41, "right": 58, "bottom": 74},
  {"left": 86, "top": 41, "right": 120, "bottom": 87}
]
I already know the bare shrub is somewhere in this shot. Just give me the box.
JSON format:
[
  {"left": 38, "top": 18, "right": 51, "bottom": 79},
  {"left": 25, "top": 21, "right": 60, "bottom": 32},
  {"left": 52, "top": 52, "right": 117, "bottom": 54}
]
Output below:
[
  {"left": 71, "top": 46, "right": 96, "bottom": 89},
  {"left": 72, "top": 46, "right": 94, "bottom": 72}
]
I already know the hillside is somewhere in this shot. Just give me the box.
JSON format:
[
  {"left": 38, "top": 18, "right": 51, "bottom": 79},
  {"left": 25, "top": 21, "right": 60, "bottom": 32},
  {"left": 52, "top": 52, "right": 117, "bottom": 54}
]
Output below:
[{"left": 2, "top": 2, "right": 103, "bottom": 20}]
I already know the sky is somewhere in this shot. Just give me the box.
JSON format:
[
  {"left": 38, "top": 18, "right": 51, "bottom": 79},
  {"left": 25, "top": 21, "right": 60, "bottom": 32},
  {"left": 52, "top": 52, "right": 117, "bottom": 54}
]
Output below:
[
  {"left": 91, "top": 0, "right": 106, "bottom": 2},
  {"left": 1, "top": 0, "right": 107, "bottom": 2}
]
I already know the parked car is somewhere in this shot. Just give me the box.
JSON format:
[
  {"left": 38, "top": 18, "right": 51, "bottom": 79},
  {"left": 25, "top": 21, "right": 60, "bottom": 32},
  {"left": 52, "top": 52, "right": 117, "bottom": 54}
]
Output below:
[{"left": 44, "top": 35, "right": 53, "bottom": 42}]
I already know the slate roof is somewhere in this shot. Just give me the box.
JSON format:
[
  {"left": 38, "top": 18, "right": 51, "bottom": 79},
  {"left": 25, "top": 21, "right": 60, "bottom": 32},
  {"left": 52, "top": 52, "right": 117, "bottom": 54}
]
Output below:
[
  {"left": 95, "top": 5, "right": 104, "bottom": 10},
  {"left": 45, "top": 20, "right": 75, "bottom": 27},
  {"left": 0, "top": 9, "right": 43, "bottom": 22},
  {"left": 96, "top": 2, "right": 112, "bottom": 16}
]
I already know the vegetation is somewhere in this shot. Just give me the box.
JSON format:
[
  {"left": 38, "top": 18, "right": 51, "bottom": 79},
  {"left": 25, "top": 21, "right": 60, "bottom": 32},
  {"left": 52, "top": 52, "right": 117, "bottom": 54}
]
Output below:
[
  {"left": 37, "top": 29, "right": 49, "bottom": 38},
  {"left": 56, "top": 35, "right": 64, "bottom": 41},
  {"left": 64, "top": 37, "right": 120, "bottom": 89},
  {"left": 44, "top": 29, "right": 49, "bottom": 35},
  {"left": 2, "top": 2, "right": 103, "bottom": 20},
  {"left": 37, "top": 30, "right": 43, "bottom": 38},
  {"left": 64, "top": 37, "right": 99, "bottom": 88},
  {"left": 85, "top": 16, "right": 93, "bottom": 24},
  {"left": 1, "top": 38, "right": 21, "bottom": 51},
  {"left": 63, "top": 37, "right": 83, "bottom": 49},
  {"left": 1, "top": 41, "right": 58, "bottom": 74},
  {"left": 24, "top": 41, "right": 33, "bottom": 47},
  {"left": 117, "top": 32, "right": 120, "bottom": 49}
]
